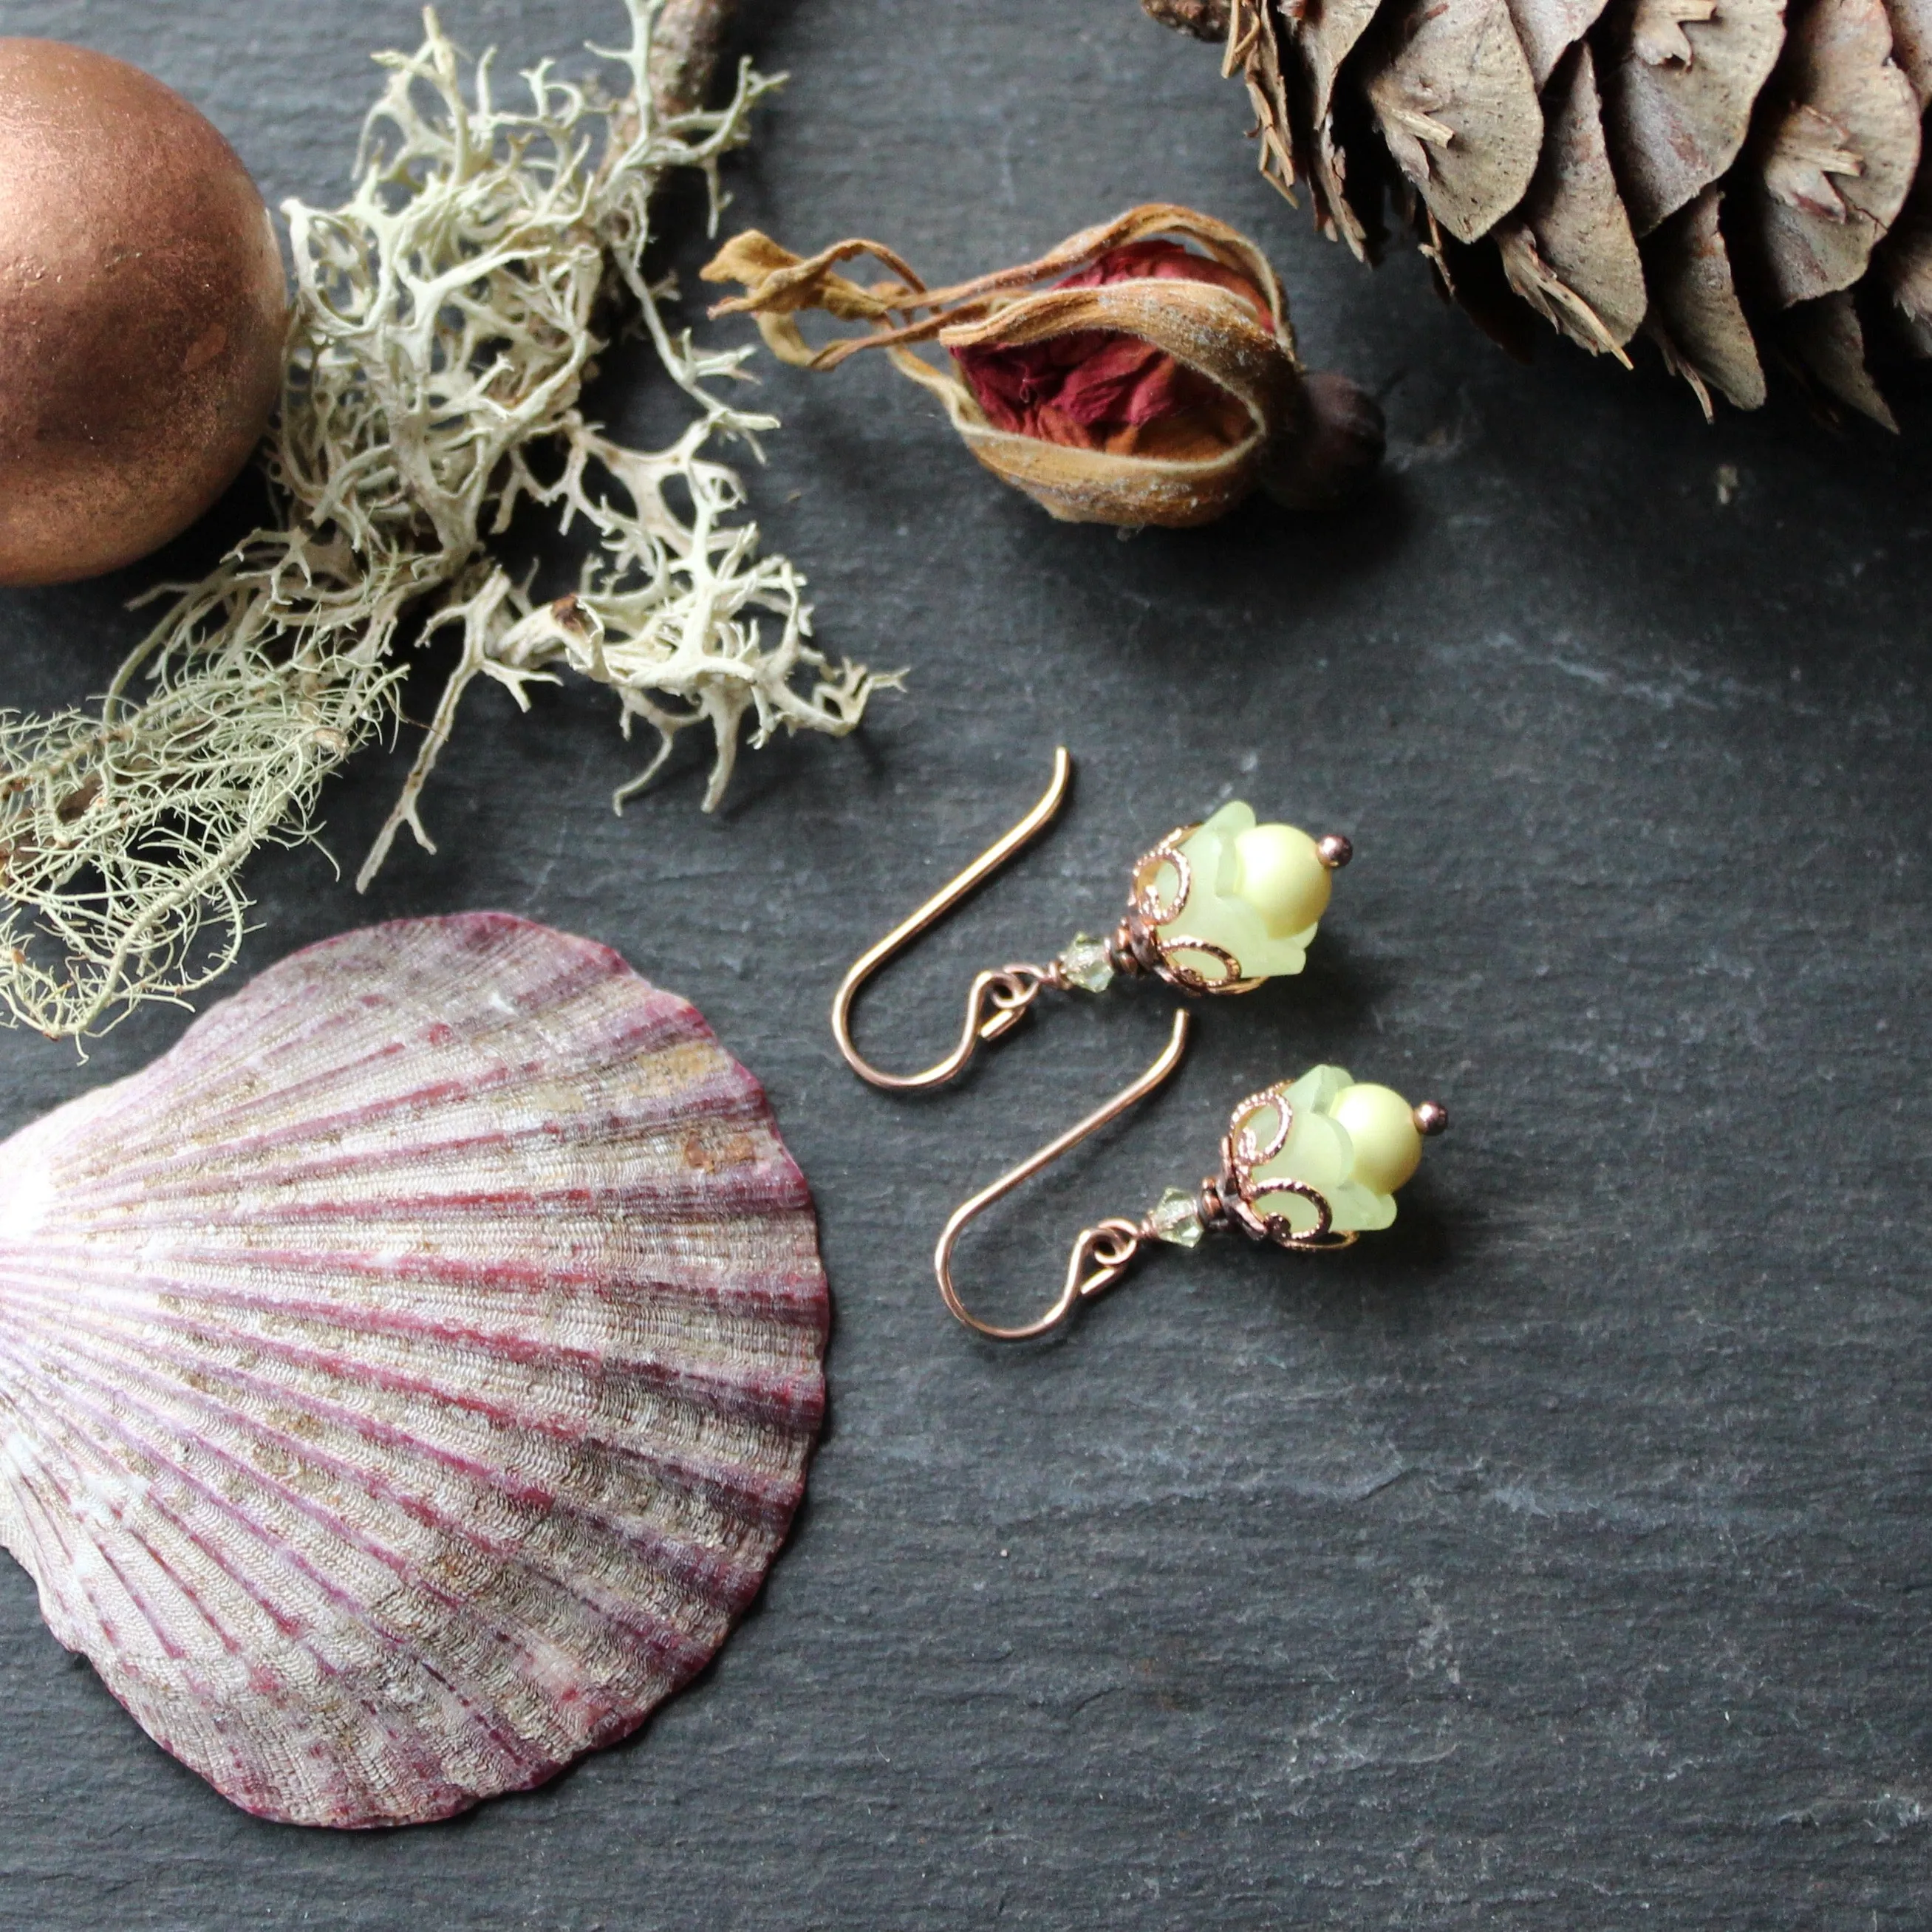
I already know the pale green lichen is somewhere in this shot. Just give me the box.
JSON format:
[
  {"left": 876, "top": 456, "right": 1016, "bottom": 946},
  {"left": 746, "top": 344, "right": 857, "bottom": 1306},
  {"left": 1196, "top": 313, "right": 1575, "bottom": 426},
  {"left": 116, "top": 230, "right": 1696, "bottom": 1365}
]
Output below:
[{"left": 0, "top": 0, "right": 887, "bottom": 1040}]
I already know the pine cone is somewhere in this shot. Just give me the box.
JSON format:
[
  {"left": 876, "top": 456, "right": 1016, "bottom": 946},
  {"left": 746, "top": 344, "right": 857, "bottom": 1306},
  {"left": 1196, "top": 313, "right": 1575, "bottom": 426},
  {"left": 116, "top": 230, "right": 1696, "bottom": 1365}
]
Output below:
[{"left": 1144, "top": 0, "right": 1931, "bottom": 423}]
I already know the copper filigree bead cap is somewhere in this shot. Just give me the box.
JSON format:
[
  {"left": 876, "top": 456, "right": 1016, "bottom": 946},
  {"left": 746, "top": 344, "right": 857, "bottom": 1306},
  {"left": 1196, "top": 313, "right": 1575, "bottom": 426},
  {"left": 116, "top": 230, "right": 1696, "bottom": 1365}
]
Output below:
[{"left": 0, "top": 40, "right": 287, "bottom": 585}]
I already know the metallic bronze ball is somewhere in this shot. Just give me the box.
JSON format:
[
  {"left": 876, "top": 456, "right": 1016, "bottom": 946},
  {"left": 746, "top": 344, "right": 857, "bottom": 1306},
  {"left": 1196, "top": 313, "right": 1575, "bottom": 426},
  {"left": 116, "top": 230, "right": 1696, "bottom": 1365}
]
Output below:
[{"left": 0, "top": 39, "right": 287, "bottom": 586}]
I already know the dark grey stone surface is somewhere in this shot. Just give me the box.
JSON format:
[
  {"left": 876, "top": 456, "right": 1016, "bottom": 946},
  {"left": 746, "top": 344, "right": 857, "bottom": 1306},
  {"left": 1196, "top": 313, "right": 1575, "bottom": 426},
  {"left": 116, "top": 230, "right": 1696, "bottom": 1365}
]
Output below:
[{"left": 1, "top": 0, "right": 1930, "bottom": 1924}]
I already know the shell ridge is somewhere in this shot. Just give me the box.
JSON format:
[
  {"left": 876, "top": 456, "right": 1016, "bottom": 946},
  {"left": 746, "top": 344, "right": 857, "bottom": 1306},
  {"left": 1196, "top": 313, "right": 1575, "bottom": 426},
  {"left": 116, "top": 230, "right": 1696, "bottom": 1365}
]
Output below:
[
  {"left": 5, "top": 1235, "right": 830, "bottom": 1336},
  {"left": 44, "top": 924, "right": 674, "bottom": 1170},
  {"left": 47, "top": 1017, "right": 755, "bottom": 1201},
  {"left": 1, "top": 1298, "right": 553, "bottom": 1829},
  {"left": 1, "top": 1332, "right": 630, "bottom": 1800},
  {"left": 0, "top": 1326, "right": 412, "bottom": 1642},
  {"left": 84, "top": 1163, "right": 816, "bottom": 1231},
  {"left": 47, "top": 1315, "right": 759, "bottom": 1657},
  {"left": 0, "top": 1345, "right": 424, "bottom": 1825},
  {"left": 55, "top": 1071, "right": 782, "bottom": 1211},
  {"left": 4, "top": 1320, "right": 796, "bottom": 1826},
  {"left": 160, "top": 972, "right": 701, "bottom": 1133},
  {"left": 1, "top": 1226, "right": 828, "bottom": 1325},
  {"left": 0, "top": 1386, "right": 145, "bottom": 1651},
  {"left": 42, "top": 989, "right": 418, "bottom": 1161},
  {"left": 0, "top": 1347, "right": 243, "bottom": 1676},
  {"left": 1, "top": 1242, "right": 830, "bottom": 1355},
  {"left": 92, "top": 912, "right": 610, "bottom": 1094},
  {"left": 37, "top": 1165, "right": 813, "bottom": 1248},
  {"left": 2, "top": 1275, "right": 812, "bottom": 1580}
]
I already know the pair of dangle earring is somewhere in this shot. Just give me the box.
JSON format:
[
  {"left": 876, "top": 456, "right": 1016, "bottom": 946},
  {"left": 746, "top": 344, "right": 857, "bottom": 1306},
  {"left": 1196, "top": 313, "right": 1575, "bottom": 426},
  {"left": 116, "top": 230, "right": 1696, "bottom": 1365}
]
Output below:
[
  {"left": 832, "top": 746, "right": 1354, "bottom": 1091},
  {"left": 832, "top": 750, "right": 1448, "bottom": 1339}
]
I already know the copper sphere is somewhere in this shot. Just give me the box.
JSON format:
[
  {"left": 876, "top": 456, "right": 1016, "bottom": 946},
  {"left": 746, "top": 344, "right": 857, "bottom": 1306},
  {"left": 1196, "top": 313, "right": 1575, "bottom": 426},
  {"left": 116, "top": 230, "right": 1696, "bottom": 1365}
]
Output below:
[{"left": 0, "top": 39, "right": 287, "bottom": 586}]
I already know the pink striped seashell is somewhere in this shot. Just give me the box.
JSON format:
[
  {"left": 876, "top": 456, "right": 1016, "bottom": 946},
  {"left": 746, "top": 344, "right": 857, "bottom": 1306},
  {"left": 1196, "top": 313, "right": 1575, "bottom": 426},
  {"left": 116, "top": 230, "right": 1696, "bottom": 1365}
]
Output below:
[{"left": 0, "top": 914, "right": 827, "bottom": 1829}]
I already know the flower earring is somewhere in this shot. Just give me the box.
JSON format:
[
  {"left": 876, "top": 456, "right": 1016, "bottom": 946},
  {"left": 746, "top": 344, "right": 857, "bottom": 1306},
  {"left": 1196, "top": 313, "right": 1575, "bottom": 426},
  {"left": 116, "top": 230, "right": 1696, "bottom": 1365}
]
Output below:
[
  {"left": 933, "top": 1011, "right": 1447, "bottom": 1340},
  {"left": 832, "top": 748, "right": 1354, "bottom": 1091}
]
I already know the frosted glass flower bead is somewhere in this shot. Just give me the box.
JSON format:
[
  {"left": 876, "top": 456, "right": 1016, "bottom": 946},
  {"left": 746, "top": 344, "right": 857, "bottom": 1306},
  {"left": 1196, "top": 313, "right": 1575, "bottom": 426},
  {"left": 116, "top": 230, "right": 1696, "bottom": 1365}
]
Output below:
[
  {"left": 1243, "top": 1066, "right": 1436, "bottom": 1236},
  {"left": 1153, "top": 802, "right": 1339, "bottom": 983}
]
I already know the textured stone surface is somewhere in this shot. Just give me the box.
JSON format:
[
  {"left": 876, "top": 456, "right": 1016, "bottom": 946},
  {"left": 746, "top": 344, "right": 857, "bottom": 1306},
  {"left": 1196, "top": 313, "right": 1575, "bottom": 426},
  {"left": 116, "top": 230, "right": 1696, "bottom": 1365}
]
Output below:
[{"left": 0, "top": 0, "right": 1928, "bottom": 1924}]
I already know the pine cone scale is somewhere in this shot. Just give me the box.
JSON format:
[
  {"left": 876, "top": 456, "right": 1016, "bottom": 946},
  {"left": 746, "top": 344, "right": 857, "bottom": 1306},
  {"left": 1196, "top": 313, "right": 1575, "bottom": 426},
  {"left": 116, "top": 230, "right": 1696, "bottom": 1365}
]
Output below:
[
  {"left": 1362, "top": 0, "right": 1546, "bottom": 242},
  {"left": 1643, "top": 185, "right": 1770, "bottom": 406},
  {"left": 1499, "top": 44, "right": 1649, "bottom": 352},
  {"left": 1744, "top": 0, "right": 1920, "bottom": 307}
]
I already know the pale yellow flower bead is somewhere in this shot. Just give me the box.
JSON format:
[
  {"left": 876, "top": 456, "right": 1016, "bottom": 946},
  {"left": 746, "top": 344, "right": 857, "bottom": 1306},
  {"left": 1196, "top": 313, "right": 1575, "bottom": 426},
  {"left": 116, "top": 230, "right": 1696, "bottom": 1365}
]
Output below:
[
  {"left": 1155, "top": 801, "right": 1332, "bottom": 981},
  {"left": 1245, "top": 1066, "right": 1434, "bottom": 1235}
]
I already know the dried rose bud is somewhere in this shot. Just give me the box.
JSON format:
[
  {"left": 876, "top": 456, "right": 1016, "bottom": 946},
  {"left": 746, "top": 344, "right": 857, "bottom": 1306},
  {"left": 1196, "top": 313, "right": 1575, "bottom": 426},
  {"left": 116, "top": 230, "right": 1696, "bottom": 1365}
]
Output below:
[
  {"left": 948, "top": 239, "right": 1264, "bottom": 461},
  {"left": 702, "top": 204, "right": 1381, "bottom": 529}
]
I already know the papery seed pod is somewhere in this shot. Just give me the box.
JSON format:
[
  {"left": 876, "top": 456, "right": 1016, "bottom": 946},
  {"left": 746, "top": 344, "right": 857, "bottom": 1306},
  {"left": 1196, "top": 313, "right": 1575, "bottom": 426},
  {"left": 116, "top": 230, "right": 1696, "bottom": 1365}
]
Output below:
[
  {"left": 1144, "top": 0, "right": 1932, "bottom": 424},
  {"left": 702, "top": 205, "right": 1384, "bottom": 527}
]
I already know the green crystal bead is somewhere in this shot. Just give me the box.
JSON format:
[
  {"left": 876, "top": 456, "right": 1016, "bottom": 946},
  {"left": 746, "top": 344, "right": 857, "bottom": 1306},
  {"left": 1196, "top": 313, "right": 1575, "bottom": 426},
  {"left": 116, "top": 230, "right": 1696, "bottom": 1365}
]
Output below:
[
  {"left": 1057, "top": 932, "right": 1115, "bottom": 994},
  {"left": 1148, "top": 1186, "right": 1204, "bottom": 1248}
]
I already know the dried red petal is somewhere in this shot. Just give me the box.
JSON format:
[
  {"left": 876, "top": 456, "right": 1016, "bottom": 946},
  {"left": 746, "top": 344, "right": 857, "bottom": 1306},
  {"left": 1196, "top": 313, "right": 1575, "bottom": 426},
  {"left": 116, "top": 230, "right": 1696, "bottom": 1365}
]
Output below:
[{"left": 951, "top": 241, "right": 1269, "bottom": 458}]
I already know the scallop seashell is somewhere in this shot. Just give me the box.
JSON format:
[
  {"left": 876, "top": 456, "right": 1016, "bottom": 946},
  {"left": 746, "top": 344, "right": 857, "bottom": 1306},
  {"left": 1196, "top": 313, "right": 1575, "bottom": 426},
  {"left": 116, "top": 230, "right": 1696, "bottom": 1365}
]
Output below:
[{"left": 0, "top": 914, "right": 827, "bottom": 1829}]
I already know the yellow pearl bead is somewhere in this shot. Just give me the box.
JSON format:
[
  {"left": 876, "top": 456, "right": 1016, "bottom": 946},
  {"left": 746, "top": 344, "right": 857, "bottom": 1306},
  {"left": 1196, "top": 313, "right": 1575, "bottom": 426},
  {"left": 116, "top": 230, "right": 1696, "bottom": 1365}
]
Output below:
[
  {"left": 1330, "top": 1083, "right": 1423, "bottom": 1195},
  {"left": 1230, "top": 823, "right": 1331, "bottom": 938}
]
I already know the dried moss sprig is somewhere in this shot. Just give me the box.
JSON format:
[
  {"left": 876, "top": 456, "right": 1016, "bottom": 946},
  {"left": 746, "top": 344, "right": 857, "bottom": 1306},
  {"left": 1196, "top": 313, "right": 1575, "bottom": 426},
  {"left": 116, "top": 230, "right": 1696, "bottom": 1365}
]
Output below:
[{"left": 0, "top": 0, "right": 888, "bottom": 1040}]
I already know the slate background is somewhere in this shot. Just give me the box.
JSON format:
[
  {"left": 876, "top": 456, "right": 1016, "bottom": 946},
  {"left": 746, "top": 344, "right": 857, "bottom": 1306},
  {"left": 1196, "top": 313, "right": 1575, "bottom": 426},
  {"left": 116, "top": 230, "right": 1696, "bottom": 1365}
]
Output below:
[{"left": 1, "top": 0, "right": 1930, "bottom": 1925}]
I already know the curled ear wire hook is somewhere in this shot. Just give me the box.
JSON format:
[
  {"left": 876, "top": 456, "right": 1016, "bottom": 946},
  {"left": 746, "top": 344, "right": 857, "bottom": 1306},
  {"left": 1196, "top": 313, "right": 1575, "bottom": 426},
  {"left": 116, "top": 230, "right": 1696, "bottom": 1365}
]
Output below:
[
  {"left": 832, "top": 747, "right": 1073, "bottom": 1091},
  {"left": 934, "top": 1009, "right": 1191, "bottom": 1341}
]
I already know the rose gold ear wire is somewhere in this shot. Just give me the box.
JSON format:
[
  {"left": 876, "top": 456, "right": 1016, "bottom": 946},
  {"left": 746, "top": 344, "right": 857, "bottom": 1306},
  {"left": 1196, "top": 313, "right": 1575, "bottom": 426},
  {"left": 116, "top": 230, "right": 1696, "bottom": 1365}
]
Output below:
[
  {"left": 934, "top": 1010, "right": 1191, "bottom": 1340},
  {"left": 832, "top": 746, "right": 1074, "bottom": 1091}
]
